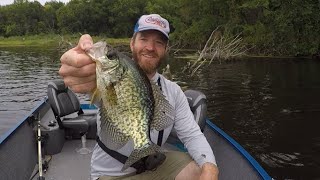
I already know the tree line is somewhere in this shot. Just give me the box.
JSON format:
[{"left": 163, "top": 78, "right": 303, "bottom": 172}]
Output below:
[{"left": 0, "top": 0, "right": 319, "bottom": 56}]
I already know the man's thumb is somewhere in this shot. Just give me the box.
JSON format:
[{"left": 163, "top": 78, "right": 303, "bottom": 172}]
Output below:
[{"left": 78, "top": 34, "right": 93, "bottom": 51}]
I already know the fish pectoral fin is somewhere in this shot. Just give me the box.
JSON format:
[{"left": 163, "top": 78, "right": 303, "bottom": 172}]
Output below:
[
  {"left": 151, "top": 83, "right": 175, "bottom": 131},
  {"left": 106, "top": 85, "right": 118, "bottom": 106},
  {"left": 90, "top": 88, "right": 101, "bottom": 104},
  {"left": 121, "top": 143, "right": 163, "bottom": 171}
]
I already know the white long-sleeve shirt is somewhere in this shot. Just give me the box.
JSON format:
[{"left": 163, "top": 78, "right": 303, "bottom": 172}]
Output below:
[{"left": 91, "top": 72, "right": 216, "bottom": 179}]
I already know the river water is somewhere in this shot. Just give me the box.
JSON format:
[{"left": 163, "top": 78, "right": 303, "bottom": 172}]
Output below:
[{"left": 0, "top": 47, "right": 319, "bottom": 180}]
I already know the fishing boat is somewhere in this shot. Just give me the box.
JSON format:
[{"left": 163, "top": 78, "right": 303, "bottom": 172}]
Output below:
[{"left": 0, "top": 80, "right": 273, "bottom": 180}]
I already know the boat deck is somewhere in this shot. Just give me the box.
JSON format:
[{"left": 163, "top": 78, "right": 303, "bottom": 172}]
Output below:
[
  {"left": 26, "top": 103, "right": 266, "bottom": 180},
  {"left": 29, "top": 127, "right": 263, "bottom": 180},
  {"left": 46, "top": 140, "right": 95, "bottom": 180},
  {"left": 31, "top": 139, "right": 95, "bottom": 180},
  {"left": 33, "top": 140, "right": 183, "bottom": 180}
]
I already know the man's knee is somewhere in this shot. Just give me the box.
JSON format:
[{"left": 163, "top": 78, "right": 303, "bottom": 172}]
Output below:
[{"left": 175, "top": 161, "right": 201, "bottom": 180}]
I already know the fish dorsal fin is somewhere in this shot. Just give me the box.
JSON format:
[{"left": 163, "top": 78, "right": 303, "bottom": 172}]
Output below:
[{"left": 150, "top": 82, "right": 174, "bottom": 131}]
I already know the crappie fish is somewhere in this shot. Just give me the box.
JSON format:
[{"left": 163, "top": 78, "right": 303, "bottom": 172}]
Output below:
[{"left": 87, "top": 42, "right": 174, "bottom": 170}]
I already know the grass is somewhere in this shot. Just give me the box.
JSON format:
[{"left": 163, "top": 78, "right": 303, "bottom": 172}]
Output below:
[
  {"left": 0, "top": 34, "right": 59, "bottom": 47},
  {"left": 0, "top": 34, "right": 130, "bottom": 48}
]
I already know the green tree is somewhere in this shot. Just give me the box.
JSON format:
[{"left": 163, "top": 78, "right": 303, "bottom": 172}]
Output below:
[
  {"left": 146, "top": 0, "right": 229, "bottom": 48},
  {"left": 14, "top": 0, "right": 29, "bottom": 4},
  {"left": 264, "top": 0, "right": 320, "bottom": 55},
  {"left": 44, "top": 1, "right": 64, "bottom": 33},
  {"left": 0, "top": 0, "right": 319, "bottom": 56},
  {"left": 24, "top": 1, "right": 47, "bottom": 34},
  {"left": 108, "top": 0, "right": 148, "bottom": 37}
]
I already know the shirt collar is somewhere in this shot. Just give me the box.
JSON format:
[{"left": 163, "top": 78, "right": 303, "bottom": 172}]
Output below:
[{"left": 150, "top": 72, "right": 160, "bottom": 83}]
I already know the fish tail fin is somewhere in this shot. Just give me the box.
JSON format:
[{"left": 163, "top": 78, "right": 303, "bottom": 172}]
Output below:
[{"left": 121, "top": 143, "right": 164, "bottom": 171}]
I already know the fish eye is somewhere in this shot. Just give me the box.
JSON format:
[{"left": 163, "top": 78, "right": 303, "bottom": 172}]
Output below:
[{"left": 107, "top": 50, "right": 118, "bottom": 60}]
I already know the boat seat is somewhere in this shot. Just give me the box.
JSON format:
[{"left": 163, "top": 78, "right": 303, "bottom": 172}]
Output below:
[
  {"left": 47, "top": 80, "right": 96, "bottom": 154},
  {"left": 184, "top": 89, "right": 207, "bottom": 132},
  {"left": 168, "top": 89, "right": 207, "bottom": 145}
]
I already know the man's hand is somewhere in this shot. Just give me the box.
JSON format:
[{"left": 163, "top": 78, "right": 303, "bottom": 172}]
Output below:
[
  {"left": 199, "top": 163, "right": 219, "bottom": 180},
  {"left": 59, "top": 34, "right": 96, "bottom": 93}
]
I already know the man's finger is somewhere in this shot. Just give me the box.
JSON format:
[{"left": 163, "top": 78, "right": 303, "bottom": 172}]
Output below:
[
  {"left": 59, "top": 63, "right": 96, "bottom": 77},
  {"left": 63, "top": 74, "right": 96, "bottom": 85},
  {"left": 69, "top": 81, "right": 96, "bottom": 93}
]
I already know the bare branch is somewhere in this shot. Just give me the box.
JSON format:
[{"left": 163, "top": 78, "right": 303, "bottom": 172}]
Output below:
[{"left": 189, "top": 27, "right": 247, "bottom": 76}]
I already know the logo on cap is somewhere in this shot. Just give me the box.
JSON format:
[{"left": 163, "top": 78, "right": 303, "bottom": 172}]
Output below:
[{"left": 145, "top": 16, "right": 167, "bottom": 29}]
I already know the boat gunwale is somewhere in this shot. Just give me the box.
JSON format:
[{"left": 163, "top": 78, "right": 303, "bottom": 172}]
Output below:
[{"left": 0, "top": 98, "right": 47, "bottom": 144}]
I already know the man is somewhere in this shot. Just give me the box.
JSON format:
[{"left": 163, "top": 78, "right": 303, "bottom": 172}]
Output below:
[{"left": 59, "top": 14, "right": 219, "bottom": 180}]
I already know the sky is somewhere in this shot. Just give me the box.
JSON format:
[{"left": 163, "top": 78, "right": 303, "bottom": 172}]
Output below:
[{"left": 0, "top": 0, "right": 70, "bottom": 6}]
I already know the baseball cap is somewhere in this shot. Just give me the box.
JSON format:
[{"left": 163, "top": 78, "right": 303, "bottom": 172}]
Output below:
[{"left": 134, "top": 14, "right": 170, "bottom": 39}]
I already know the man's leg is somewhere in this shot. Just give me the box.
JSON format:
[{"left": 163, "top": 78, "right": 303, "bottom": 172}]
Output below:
[
  {"left": 98, "top": 151, "right": 193, "bottom": 180},
  {"left": 175, "top": 161, "right": 201, "bottom": 180}
]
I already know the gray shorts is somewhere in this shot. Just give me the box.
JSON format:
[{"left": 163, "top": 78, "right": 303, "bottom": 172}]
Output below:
[{"left": 98, "top": 151, "right": 192, "bottom": 180}]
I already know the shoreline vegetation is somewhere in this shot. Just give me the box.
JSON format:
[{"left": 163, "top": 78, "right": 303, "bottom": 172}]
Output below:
[
  {"left": 0, "top": 34, "right": 131, "bottom": 48},
  {"left": 0, "top": 34, "right": 316, "bottom": 60}
]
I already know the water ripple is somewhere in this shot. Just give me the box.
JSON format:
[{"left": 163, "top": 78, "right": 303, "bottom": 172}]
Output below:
[{"left": 0, "top": 47, "right": 61, "bottom": 135}]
